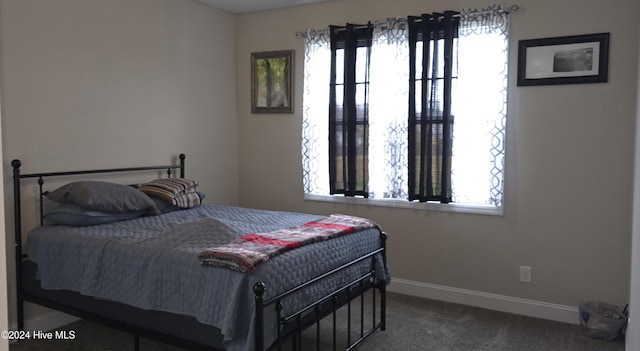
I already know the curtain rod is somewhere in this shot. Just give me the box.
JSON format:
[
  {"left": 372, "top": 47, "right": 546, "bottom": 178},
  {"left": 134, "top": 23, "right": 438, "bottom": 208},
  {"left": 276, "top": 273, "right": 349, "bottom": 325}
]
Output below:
[{"left": 295, "top": 4, "right": 519, "bottom": 38}]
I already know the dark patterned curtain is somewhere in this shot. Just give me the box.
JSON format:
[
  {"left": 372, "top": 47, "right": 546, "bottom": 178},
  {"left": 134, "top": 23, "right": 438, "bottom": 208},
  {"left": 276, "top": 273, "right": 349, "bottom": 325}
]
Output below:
[
  {"left": 329, "top": 23, "right": 373, "bottom": 197},
  {"left": 407, "top": 11, "right": 459, "bottom": 203}
]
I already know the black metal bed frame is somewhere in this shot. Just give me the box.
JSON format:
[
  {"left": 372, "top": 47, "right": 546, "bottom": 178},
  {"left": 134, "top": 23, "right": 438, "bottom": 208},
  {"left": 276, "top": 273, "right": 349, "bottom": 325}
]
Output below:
[{"left": 12, "top": 154, "right": 387, "bottom": 351}]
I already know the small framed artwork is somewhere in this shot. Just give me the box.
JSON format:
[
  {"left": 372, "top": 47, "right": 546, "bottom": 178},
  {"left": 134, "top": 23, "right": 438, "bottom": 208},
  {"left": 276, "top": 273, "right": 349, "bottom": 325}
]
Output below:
[
  {"left": 517, "top": 33, "right": 610, "bottom": 86},
  {"left": 251, "top": 50, "right": 294, "bottom": 113}
]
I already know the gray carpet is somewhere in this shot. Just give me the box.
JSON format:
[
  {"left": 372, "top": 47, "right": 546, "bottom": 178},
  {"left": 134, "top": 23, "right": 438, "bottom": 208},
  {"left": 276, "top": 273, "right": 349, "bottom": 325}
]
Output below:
[{"left": 10, "top": 292, "right": 625, "bottom": 351}]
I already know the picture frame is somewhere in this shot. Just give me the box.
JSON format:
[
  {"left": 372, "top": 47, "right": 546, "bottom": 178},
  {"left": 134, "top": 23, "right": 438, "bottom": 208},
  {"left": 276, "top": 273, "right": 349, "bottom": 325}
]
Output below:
[
  {"left": 251, "top": 50, "right": 294, "bottom": 113},
  {"left": 517, "top": 33, "right": 610, "bottom": 86}
]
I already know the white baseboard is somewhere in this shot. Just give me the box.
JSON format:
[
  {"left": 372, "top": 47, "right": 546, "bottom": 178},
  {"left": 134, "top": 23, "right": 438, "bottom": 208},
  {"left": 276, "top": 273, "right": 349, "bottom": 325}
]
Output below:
[
  {"left": 387, "top": 278, "right": 579, "bottom": 325},
  {"left": 9, "top": 310, "right": 79, "bottom": 332}
]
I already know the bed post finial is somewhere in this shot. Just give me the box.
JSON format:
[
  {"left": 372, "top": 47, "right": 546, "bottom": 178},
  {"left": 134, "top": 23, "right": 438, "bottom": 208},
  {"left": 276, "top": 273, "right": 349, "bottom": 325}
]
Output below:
[
  {"left": 12, "top": 159, "right": 22, "bottom": 170},
  {"left": 179, "top": 154, "right": 186, "bottom": 178},
  {"left": 254, "top": 282, "right": 266, "bottom": 296}
]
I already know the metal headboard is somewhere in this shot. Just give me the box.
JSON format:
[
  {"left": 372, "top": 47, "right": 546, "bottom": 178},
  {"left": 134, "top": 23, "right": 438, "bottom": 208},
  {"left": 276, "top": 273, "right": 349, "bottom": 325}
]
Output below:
[{"left": 11, "top": 153, "right": 186, "bottom": 331}]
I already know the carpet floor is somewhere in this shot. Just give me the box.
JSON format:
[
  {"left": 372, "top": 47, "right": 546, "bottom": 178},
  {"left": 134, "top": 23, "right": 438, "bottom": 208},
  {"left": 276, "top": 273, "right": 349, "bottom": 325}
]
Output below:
[{"left": 9, "top": 292, "right": 625, "bottom": 351}]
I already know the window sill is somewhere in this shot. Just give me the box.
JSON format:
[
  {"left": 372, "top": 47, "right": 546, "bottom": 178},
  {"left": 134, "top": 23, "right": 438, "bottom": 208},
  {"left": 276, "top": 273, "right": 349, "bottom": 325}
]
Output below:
[{"left": 304, "top": 194, "right": 503, "bottom": 216}]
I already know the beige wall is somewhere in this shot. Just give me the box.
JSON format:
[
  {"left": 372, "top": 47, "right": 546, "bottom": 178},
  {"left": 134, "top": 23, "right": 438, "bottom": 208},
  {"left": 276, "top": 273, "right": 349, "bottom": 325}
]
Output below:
[
  {"left": 237, "top": 0, "right": 640, "bottom": 309},
  {"left": 0, "top": 2, "right": 8, "bottom": 346},
  {"left": 0, "top": 0, "right": 238, "bottom": 326},
  {"left": 627, "top": 22, "right": 640, "bottom": 351},
  {"left": 1, "top": 0, "right": 238, "bottom": 197}
]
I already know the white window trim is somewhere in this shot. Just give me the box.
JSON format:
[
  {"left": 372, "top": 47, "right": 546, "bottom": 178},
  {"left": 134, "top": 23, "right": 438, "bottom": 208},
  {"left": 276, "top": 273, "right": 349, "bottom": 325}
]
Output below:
[{"left": 304, "top": 193, "right": 503, "bottom": 216}]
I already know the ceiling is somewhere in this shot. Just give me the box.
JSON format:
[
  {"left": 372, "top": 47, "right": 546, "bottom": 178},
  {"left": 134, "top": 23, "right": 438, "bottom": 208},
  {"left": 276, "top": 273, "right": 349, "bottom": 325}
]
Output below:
[{"left": 195, "top": 0, "right": 338, "bottom": 14}]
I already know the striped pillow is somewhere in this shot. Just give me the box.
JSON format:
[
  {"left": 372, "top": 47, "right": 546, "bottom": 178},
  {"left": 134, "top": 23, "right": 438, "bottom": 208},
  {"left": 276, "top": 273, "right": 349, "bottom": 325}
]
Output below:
[{"left": 137, "top": 178, "right": 201, "bottom": 209}]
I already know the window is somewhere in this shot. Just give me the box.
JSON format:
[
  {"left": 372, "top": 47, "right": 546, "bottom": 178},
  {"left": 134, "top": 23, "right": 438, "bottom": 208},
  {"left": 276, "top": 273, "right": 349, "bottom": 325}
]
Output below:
[{"left": 301, "top": 6, "right": 510, "bottom": 213}]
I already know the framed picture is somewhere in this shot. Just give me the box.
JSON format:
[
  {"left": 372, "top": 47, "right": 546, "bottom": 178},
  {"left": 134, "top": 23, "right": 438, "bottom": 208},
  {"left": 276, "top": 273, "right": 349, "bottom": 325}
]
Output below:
[
  {"left": 517, "top": 33, "right": 610, "bottom": 86},
  {"left": 251, "top": 50, "right": 294, "bottom": 113}
]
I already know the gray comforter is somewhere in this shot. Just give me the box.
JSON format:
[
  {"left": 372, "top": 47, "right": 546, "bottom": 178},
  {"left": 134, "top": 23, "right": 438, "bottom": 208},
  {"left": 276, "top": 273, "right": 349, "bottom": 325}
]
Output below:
[{"left": 26, "top": 204, "right": 387, "bottom": 351}]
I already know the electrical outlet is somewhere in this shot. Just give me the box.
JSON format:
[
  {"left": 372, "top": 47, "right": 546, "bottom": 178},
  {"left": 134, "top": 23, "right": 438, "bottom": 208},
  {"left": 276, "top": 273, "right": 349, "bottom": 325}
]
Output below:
[{"left": 520, "top": 266, "right": 532, "bottom": 283}]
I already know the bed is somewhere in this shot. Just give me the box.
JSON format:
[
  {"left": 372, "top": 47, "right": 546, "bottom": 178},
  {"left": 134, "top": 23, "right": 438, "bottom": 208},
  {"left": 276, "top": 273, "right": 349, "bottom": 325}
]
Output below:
[{"left": 12, "top": 154, "right": 389, "bottom": 351}]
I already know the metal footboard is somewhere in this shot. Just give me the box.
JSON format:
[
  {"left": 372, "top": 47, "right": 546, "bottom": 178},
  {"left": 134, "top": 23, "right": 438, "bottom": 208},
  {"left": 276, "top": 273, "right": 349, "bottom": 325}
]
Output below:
[{"left": 255, "top": 232, "right": 387, "bottom": 351}]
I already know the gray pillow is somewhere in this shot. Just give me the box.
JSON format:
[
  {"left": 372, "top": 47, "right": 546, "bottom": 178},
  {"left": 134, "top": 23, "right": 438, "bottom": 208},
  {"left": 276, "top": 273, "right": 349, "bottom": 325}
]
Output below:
[
  {"left": 45, "top": 203, "right": 146, "bottom": 226},
  {"left": 46, "top": 181, "right": 159, "bottom": 215}
]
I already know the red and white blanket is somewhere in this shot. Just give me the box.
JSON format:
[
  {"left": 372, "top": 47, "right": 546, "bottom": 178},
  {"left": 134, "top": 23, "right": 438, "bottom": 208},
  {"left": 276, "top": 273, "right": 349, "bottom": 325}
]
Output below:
[{"left": 198, "top": 214, "right": 380, "bottom": 273}]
